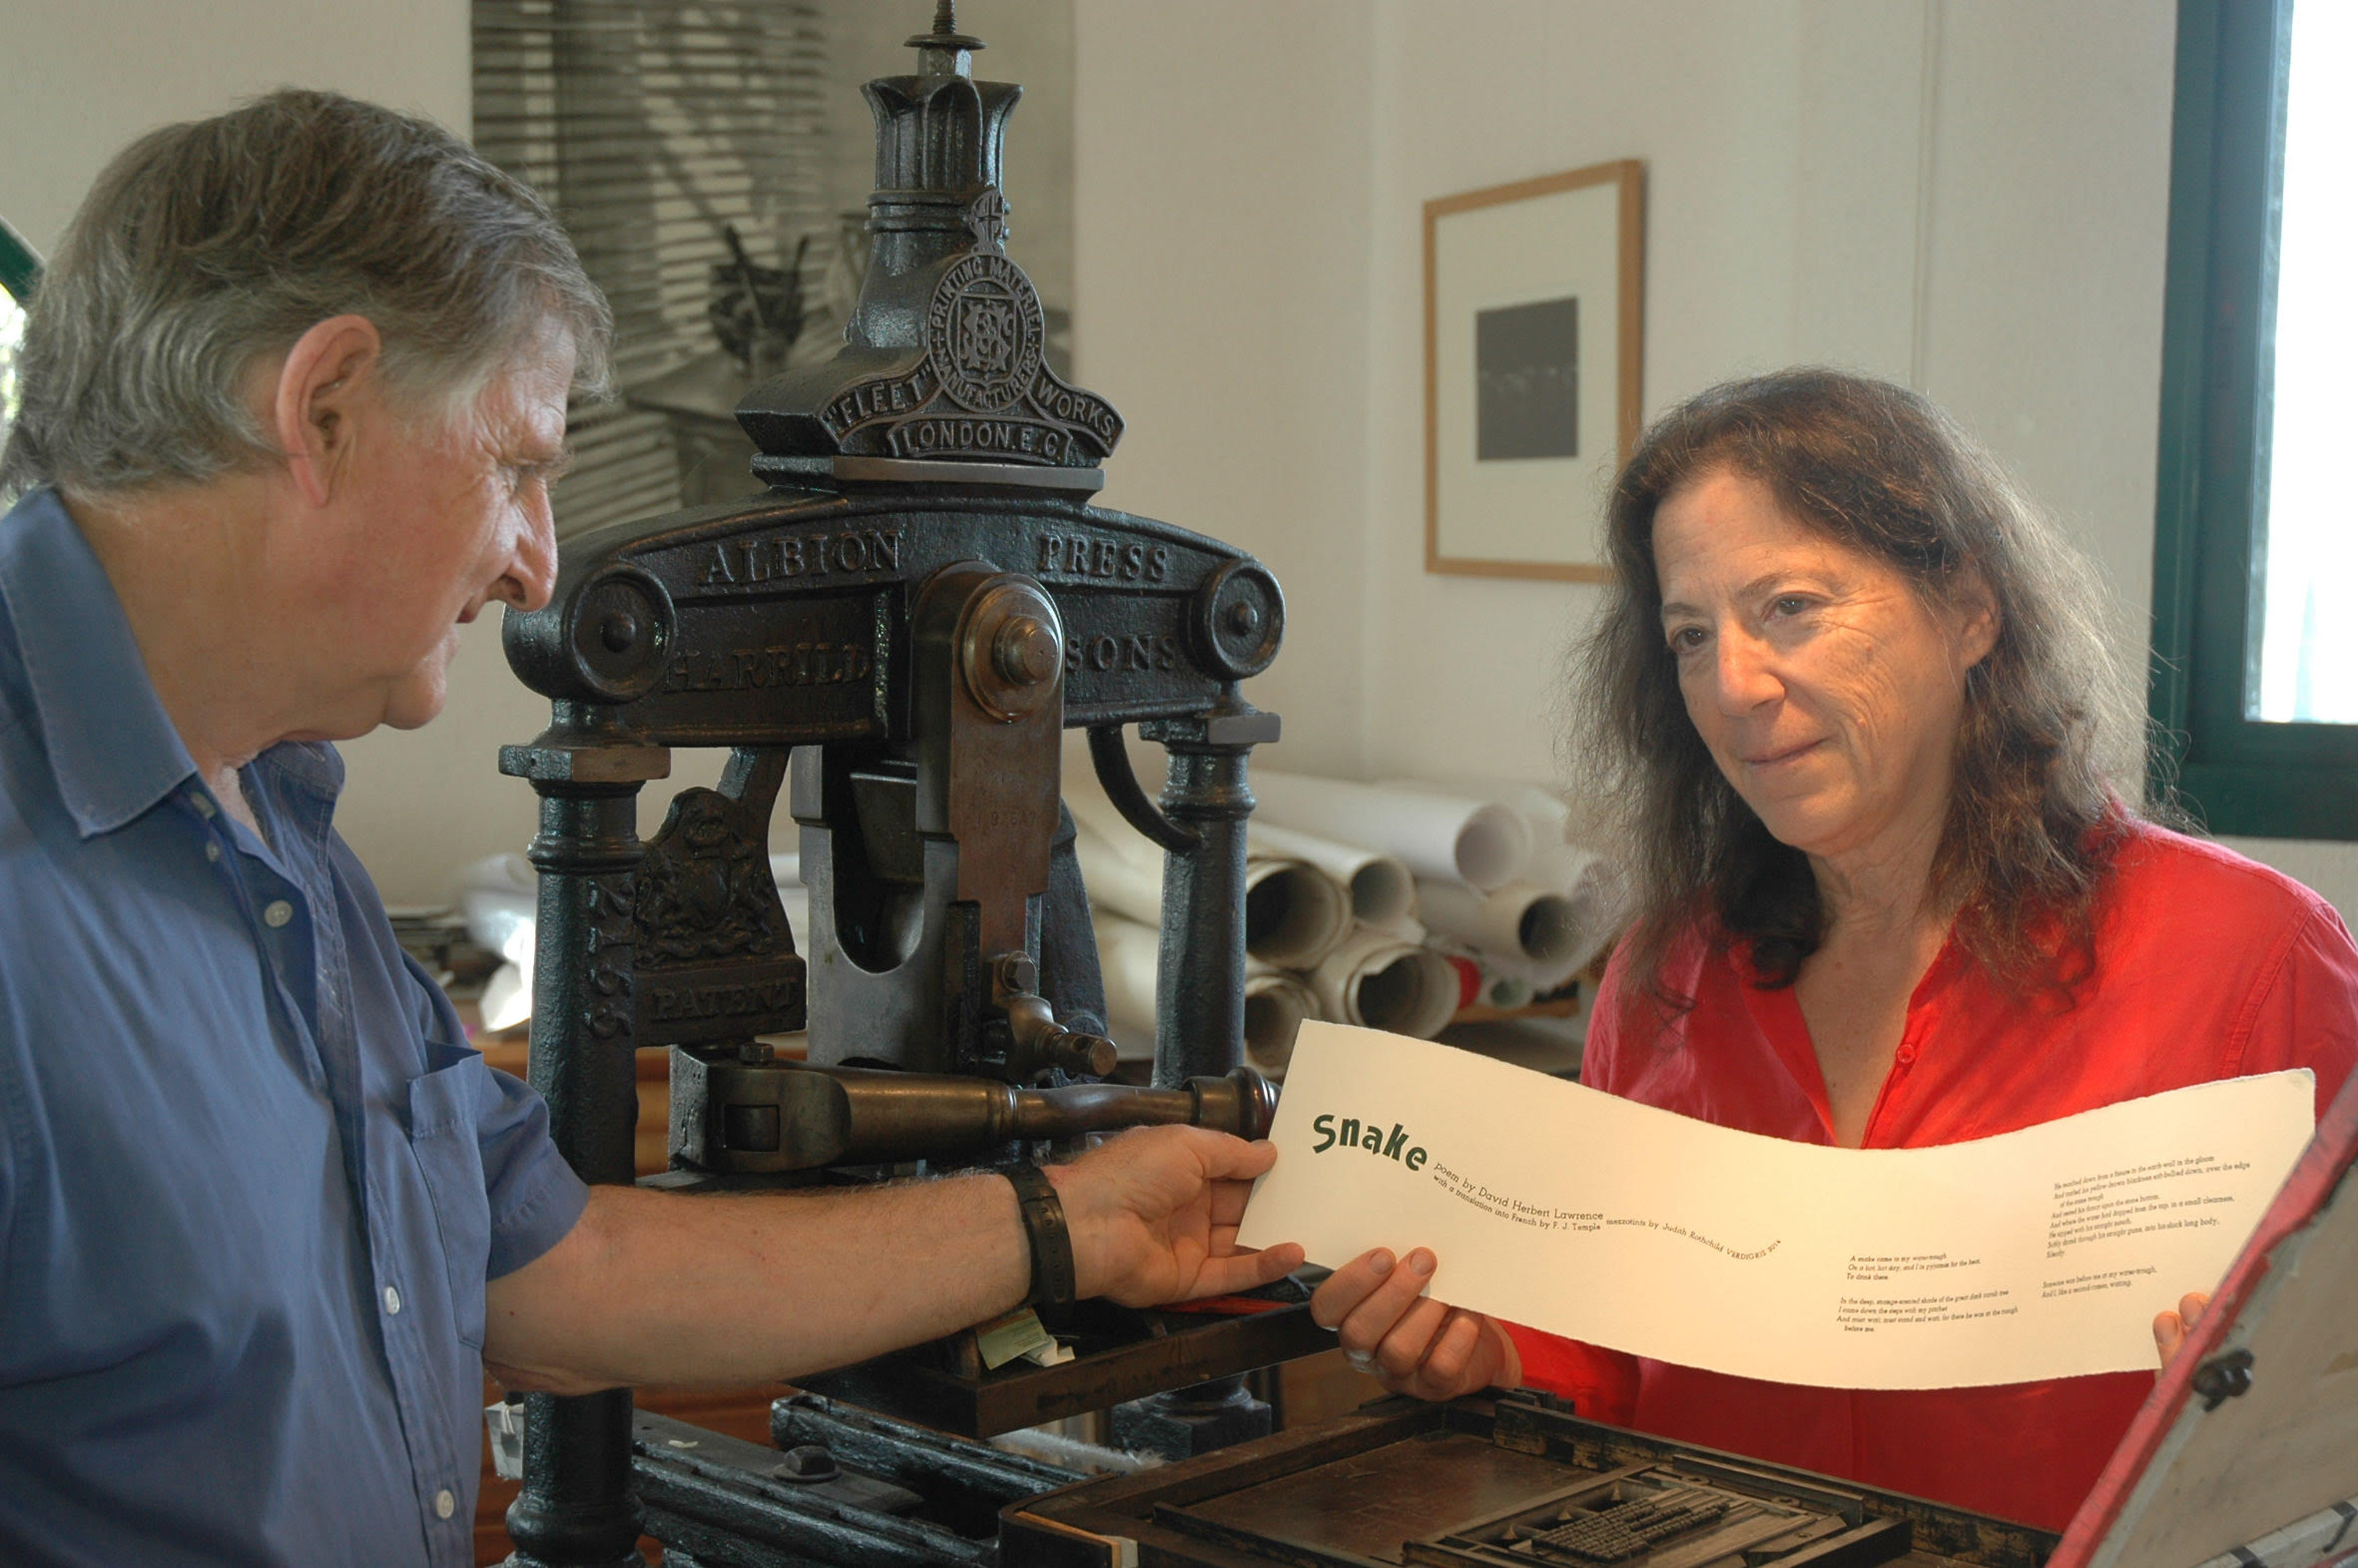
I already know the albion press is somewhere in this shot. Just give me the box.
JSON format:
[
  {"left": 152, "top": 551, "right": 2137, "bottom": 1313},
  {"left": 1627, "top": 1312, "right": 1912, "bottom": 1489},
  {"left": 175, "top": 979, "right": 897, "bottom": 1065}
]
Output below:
[{"left": 495, "top": 7, "right": 1332, "bottom": 1564}]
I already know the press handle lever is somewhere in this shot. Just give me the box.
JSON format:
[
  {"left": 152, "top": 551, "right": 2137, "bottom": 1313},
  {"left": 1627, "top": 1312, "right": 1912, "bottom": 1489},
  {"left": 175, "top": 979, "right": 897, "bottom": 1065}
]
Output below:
[{"left": 679, "top": 1053, "right": 1279, "bottom": 1174}]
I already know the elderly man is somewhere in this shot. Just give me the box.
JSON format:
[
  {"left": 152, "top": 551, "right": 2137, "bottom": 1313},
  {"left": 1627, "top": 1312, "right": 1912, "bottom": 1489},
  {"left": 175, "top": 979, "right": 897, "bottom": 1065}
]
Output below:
[{"left": 0, "top": 91, "right": 1301, "bottom": 1568}]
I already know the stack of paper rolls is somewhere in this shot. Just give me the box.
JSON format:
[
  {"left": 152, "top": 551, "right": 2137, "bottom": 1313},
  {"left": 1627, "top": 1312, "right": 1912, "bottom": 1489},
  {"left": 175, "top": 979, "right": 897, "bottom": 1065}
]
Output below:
[
  {"left": 1069, "top": 827, "right": 1351, "bottom": 971},
  {"left": 757, "top": 760, "right": 1624, "bottom": 1073},
  {"left": 1244, "top": 820, "right": 1415, "bottom": 929},
  {"left": 479, "top": 767, "right": 1616, "bottom": 1057},
  {"left": 1245, "top": 770, "right": 1532, "bottom": 891},
  {"left": 1056, "top": 760, "right": 1627, "bottom": 1059},
  {"left": 1305, "top": 923, "right": 1463, "bottom": 1040},
  {"left": 1093, "top": 910, "right": 1316, "bottom": 1072}
]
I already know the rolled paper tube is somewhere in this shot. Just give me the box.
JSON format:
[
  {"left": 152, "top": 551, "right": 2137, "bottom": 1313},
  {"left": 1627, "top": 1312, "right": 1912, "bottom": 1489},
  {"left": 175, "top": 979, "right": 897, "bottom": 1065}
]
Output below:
[
  {"left": 1073, "top": 828, "right": 1168, "bottom": 931},
  {"left": 1493, "top": 788, "right": 1627, "bottom": 921},
  {"left": 1415, "top": 878, "right": 1584, "bottom": 972},
  {"left": 1241, "top": 854, "right": 1353, "bottom": 967},
  {"left": 1078, "top": 827, "right": 1350, "bottom": 967},
  {"left": 1428, "top": 784, "right": 1629, "bottom": 986},
  {"left": 1060, "top": 769, "right": 1168, "bottom": 866},
  {"left": 1241, "top": 970, "right": 1319, "bottom": 1075},
  {"left": 480, "top": 962, "right": 532, "bottom": 1033},
  {"left": 1308, "top": 924, "right": 1461, "bottom": 1040},
  {"left": 1426, "top": 942, "right": 1537, "bottom": 1011},
  {"left": 1091, "top": 910, "right": 1162, "bottom": 1047},
  {"left": 1440, "top": 953, "right": 1481, "bottom": 1012},
  {"left": 1401, "top": 780, "right": 1609, "bottom": 895},
  {"left": 1509, "top": 848, "right": 1627, "bottom": 990},
  {"left": 1246, "top": 820, "right": 1415, "bottom": 928},
  {"left": 1246, "top": 771, "right": 1530, "bottom": 891},
  {"left": 1099, "top": 915, "right": 1317, "bottom": 1071},
  {"left": 1497, "top": 784, "right": 1573, "bottom": 865}
]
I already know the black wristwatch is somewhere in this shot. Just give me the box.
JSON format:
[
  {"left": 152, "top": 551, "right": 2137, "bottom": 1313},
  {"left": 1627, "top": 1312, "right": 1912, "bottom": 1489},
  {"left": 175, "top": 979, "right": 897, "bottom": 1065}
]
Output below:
[{"left": 1001, "top": 1163, "right": 1078, "bottom": 1308}]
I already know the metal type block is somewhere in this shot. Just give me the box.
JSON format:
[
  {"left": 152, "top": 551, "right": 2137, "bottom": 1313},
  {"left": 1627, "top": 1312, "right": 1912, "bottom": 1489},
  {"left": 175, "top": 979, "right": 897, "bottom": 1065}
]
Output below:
[{"left": 999, "top": 1394, "right": 2063, "bottom": 1568}]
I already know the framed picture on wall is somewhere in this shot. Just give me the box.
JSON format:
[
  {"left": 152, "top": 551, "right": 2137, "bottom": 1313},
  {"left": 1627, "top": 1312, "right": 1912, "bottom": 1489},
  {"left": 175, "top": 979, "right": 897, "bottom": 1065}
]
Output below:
[{"left": 1425, "top": 160, "right": 1645, "bottom": 582}]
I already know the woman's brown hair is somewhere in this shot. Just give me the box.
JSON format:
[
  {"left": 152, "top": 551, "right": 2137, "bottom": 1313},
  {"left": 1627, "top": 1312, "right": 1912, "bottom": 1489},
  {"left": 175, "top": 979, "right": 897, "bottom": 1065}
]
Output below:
[{"left": 1569, "top": 368, "right": 2146, "bottom": 1018}]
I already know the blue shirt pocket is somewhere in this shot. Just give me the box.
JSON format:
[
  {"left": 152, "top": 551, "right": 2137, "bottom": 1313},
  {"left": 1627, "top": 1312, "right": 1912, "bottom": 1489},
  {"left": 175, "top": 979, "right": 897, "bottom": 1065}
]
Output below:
[{"left": 406, "top": 1039, "right": 494, "bottom": 1349}]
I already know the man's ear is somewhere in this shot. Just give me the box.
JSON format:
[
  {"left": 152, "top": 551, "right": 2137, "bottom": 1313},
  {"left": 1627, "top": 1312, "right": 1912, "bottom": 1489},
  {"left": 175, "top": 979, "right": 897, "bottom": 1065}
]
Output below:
[{"left": 269, "top": 315, "right": 384, "bottom": 508}]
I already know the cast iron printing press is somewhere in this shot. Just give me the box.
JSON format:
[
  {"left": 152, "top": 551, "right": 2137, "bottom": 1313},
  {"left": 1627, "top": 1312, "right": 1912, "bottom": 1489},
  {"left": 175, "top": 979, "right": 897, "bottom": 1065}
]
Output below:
[
  {"left": 494, "top": 8, "right": 2066, "bottom": 1567},
  {"left": 495, "top": 6, "right": 1326, "bottom": 1562}
]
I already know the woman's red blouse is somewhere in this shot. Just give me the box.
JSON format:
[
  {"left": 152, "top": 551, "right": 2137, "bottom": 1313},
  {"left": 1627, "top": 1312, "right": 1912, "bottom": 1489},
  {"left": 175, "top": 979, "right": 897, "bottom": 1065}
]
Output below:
[{"left": 1502, "top": 822, "right": 2358, "bottom": 1531}]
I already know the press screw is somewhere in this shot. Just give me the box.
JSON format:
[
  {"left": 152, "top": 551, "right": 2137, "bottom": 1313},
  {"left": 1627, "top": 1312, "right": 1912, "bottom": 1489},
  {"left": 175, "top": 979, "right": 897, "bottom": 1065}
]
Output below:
[
  {"left": 599, "top": 612, "right": 639, "bottom": 653},
  {"left": 738, "top": 1039, "right": 777, "bottom": 1065},
  {"left": 1224, "top": 599, "right": 1262, "bottom": 637}
]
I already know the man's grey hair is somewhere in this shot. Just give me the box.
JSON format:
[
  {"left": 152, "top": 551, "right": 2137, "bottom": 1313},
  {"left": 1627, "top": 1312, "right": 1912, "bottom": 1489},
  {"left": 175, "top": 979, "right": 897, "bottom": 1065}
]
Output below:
[{"left": 0, "top": 89, "right": 611, "bottom": 500}]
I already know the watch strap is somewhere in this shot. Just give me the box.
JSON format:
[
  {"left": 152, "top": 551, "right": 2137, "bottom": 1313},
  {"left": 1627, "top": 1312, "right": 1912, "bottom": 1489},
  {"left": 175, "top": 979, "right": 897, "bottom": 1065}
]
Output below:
[{"left": 1001, "top": 1162, "right": 1077, "bottom": 1308}]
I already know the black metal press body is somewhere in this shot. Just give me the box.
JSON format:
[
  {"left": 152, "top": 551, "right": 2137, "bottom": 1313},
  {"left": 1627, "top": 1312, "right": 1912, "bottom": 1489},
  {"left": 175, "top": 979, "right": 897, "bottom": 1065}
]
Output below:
[{"left": 496, "top": 10, "right": 1315, "bottom": 1565}]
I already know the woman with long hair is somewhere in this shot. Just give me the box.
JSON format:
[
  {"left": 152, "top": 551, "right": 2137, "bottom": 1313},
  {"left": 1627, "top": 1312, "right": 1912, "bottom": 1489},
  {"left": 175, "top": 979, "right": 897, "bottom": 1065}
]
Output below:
[{"left": 1310, "top": 368, "right": 2358, "bottom": 1529}]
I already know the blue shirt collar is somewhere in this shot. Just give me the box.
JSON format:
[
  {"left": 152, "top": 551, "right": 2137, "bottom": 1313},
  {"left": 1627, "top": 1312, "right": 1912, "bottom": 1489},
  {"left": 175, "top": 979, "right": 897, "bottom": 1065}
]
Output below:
[{"left": 0, "top": 488, "right": 204, "bottom": 837}]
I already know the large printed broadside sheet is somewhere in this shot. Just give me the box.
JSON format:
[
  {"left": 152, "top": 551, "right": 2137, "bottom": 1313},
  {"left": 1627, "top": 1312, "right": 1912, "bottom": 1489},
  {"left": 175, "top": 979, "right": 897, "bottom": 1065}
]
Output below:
[{"left": 1235, "top": 1023, "right": 2315, "bottom": 1389}]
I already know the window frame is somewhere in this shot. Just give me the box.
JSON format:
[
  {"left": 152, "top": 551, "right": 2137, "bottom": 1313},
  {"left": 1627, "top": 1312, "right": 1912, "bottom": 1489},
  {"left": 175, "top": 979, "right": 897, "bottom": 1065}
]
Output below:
[
  {"left": 0, "top": 218, "right": 34, "bottom": 303},
  {"left": 2149, "top": 0, "right": 2358, "bottom": 838}
]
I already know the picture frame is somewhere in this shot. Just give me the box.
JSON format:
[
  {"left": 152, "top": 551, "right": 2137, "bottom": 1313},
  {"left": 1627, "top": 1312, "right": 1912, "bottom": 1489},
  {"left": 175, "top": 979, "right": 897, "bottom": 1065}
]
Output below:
[{"left": 1424, "top": 161, "right": 1645, "bottom": 583}]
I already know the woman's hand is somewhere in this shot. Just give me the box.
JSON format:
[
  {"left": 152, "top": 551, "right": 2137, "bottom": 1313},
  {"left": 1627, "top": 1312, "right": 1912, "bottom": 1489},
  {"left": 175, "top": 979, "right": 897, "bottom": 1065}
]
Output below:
[
  {"left": 1309, "top": 1247, "right": 1521, "bottom": 1401},
  {"left": 2152, "top": 1291, "right": 2210, "bottom": 1369}
]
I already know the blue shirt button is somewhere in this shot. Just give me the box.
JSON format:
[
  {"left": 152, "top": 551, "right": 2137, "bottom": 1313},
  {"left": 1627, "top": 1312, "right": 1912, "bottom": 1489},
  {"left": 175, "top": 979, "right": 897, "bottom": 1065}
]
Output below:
[{"left": 263, "top": 899, "right": 295, "bottom": 928}]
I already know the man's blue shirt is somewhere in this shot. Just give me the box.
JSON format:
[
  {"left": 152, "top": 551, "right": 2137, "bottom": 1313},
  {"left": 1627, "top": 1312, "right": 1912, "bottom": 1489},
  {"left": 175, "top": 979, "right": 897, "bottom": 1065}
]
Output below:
[{"left": 0, "top": 489, "right": 590, "bottom": 1566}]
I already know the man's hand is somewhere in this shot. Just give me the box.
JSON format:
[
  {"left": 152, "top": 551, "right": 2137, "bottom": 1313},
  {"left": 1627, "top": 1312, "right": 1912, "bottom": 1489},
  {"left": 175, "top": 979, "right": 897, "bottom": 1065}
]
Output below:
[
  {"left": 1046, "top": 1125, "right": 1305, "bottom": 1307},
  {"left": 2152, "top": 1290, "right": 2210, "bottom": 1368},
  {"left": 1310, "top": 1246, "right": 1520, "bottom": 1401},
  {"left": 482, "top": 1126, "right": 1306, "bottom": 1393}
]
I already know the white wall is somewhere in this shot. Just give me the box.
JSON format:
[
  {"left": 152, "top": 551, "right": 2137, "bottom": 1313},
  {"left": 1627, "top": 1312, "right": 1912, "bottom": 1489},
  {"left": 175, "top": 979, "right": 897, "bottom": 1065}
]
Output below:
[
  {"left": 0, "top": 0, "right": 521, "bottom": 908},
  {"left": 1072, "top": 0, "right": 1376, "bottom": 778},
  {"left": 13, "top": 0, "right": 2356, "bottom": 923},
  {"left": 1070, "top": 0, "right": 2358, "bottom": 925},
  {"left": 2, "top": 0, "right": 471, "bottom": 255},
  {"left": 1082, "top": 0, "right": 2179, "bottom": 788}
]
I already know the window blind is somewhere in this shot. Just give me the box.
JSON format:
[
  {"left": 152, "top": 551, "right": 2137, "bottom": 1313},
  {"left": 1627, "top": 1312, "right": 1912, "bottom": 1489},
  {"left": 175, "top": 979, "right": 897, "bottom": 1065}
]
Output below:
[{"left": 472, "top": 0, "right": 831, "bottom": 536}]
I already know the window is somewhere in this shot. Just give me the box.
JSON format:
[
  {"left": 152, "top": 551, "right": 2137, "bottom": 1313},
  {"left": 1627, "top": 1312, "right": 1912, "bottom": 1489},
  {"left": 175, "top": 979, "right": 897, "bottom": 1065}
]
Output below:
[
  {"left": 0, "top": 218, "right": 35, "bottom": 454},
  {"left": 472, "top": 0, "right": 834, "bottom": 536},
  {"left": 2150, "top": 0, "right": 2358, "bottom": 836}
]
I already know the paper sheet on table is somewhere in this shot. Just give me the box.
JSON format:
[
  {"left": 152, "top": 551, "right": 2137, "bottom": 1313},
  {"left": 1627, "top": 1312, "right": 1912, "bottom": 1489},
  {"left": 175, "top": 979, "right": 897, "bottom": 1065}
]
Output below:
[{"left": 1236, "top": 1023, "right": 2315, "bottom": 1389}]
